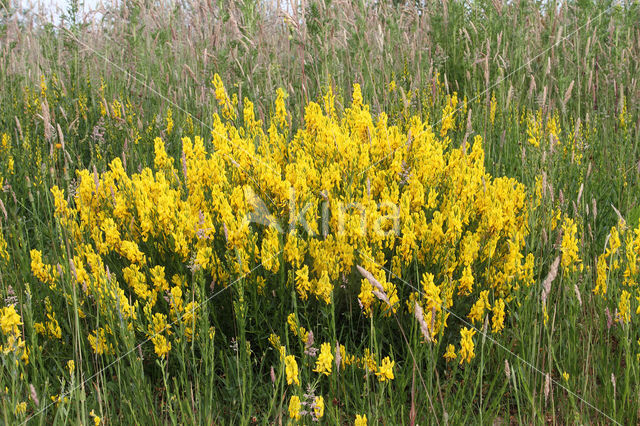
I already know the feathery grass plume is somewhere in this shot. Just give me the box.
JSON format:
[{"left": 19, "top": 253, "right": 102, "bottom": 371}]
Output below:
[
  {"left": 562, "top": 80, "right": 574, "bottom": 112},
  {"left": 544, "top": 372, "right": 551, "bottom": 405},
  {"left": 357, "top": 265, "right": 391, "bottom": 306},
  {"left": 413, "top": 301, "right": 431, "bottom": 342},
  {"left": 541, "top": 256, "right": 560, "bottom": 305}
]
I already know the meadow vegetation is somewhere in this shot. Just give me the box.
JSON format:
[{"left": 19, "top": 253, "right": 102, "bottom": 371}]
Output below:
[{"left": 0, "top": 0, "right": 639, "bottom": 423}]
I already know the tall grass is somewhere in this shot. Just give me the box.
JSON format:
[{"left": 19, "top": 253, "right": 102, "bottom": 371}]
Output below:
[{"left": 0, "top": 0, "right": 639, "bottom": 423}]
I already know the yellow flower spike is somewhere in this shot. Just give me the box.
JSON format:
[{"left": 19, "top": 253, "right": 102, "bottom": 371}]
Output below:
[
  {"left": 165, "top": 108, "right": 173, "bottom": 135},
  {"left": 376, "top": 356, "right": 395, "bottom": 382},
  {"left": 30, "top": 249, "right": 56, "bottom": 288},
  {"left": 284, "top": 355, "right": 299, "bottom": 386},
  {"left": 489, "top": 92, "right": 497, "bottom": 125},
  {"left": 355, "top": 414, "right": 368, "bottom": 426},
  {"left": 313, "top": 396, "right": 325, "bottom": 419},
  {"left": 211, "top": 74, "right": 236, "bottom": 120},
  {"left": 440, "top": 92, "right": 458, "bottom": 137},
  {"left": 459, "top": 327, "right": 476, "bottom": 364},
  {"left": 153, "top": 137, "right": 173, "bottom": 170},
  {"left": 152, "top": 334, "right": 171, "bottom": 359},
  {"left": 0, "top": 306, "right": 22, "bottom": 335},
  {"left": 526, "top": 110, "right": 542, "bottom": 147},
  {"left": 491, "top": 299, "right": 506, "bottom": 334},
  {"left": 467, "top": 290, "right": 491, "bottom": 325},
  {"left": 443, "top": 344, "right": 457, "bottom": 362},
  {"left": 14, "top": 401, "right": 27, "bottom": 416},
  {"left": 89, "top": 409, "right": 101, "bottom": 425},
  {"left": 274, "top": 88, "right": 289, "bottom": 128},
  {"left": 616, "top": 290, "right": 631, "bottom": 324},
  {"left": 458, "top": 266, "right": 474, "bottom": 296},
  {"left": 315, "top": 270, "right": 333, "bottom": 305},
  {"left": 288, "top": 395, "right": 302, "bottom": 420},
  {"left": 560, "top": 217, "right": 581, "bottom": 273},
  {"left": 593, "top": 254, "right": 608, "bottom": 296},
  {"left": 314, "top": 342, "right": 333, "bottom": 376}
]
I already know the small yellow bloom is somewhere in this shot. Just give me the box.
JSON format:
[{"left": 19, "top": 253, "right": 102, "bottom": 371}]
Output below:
[
  {"left": 616, "top": 290, "right": 631, "bottom": 324},
  {"left": 560, "top": 217, "right": 581, "bottom": 272},
  {"left": 288, "top": 395, "right": 301, "bottom": 420},
  {"left": 314, "top": 342, "right": 334, "bottom": 376},
  {"left": 562, "top": 371, "right": 569, "bottom": 382},
  {"left": 313, "top": 395, "right": 325, "bottom": 419},
  {"left": 90, "top": 409, "right": 101, "bottom": 425},
  {"left": 14, "top": 401, "right": 27, "bottom": 415},
  {"left": 491, "top": 298, "right": 506, "bottom": 334},
  {"left": 443, "top": 344, "right": 457, "bottom": 362},
  {"left": 0, "top": 306, "right": 22, "bottom": 335},
  {"left": 355, "top": 414, "right": 368, "bottom": 426},
  {"left": 152, "top": 335, "right": 171, "bottom": 359},
  {"left": 459, "top": 327, "right": 476, "bottom": 364},
  {"left": 375, "top": 356, "right": 395, "bottom": 382},
  {"left": 285, "top": 355, "right": 299, "bottom": 386},
  {"left": 165, "top": 108, "right": 174, "bottom": 135}
]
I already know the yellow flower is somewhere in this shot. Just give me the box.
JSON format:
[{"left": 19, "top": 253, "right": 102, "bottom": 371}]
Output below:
[
  {"left": 360, "top": 348, "right": 377, "bottom": 373},
  {"left": 275, "top": 88, "right": 289, "bottom": 128},
  {"left": 152, "top": 334, "right": 171, "bottom": 359},
  {"left": 443, "top": 344, "right": 457, "bottom": 362},
  {"left": 592, "top": 254, "right": 608, "bottom": 296},
  {"left": 458, "top": 266, "right": 474, "bottom": 296},
  {"left": 562, "top": 371, "right": 569, "bottom": 382},
  {"left": 526, "top": 110, "right": 542, "bottom": 147},
  {"left": 315, "top": 270, "right": 333, "bottom": 304},
  {"left": 376, "top": 356, "right": 395, "bottom": 382},
  {"left": 67, "top": 360, "right": 75, "bottom": 376},
  {"left": 616, "top": 290, "right": 631, "bottom": 324},
  {"left": 295, "top": 266, "right": 311, "bottom": 301},
  {"left": 90, "top": 409, "right": 101, "bottom": 425},
  {"left": 314, "top": 342, "right": 333, "bottom": 376},
  {"left": 355, "top": 414, "right": 368, "bottom": 426},
  {"left": 313, "top": 395, "right": 325, "bottom": 419},
  {"left": 165, "top": 108, "right": 173, "bottom": 135},
  {"left": 440, "top": 93, "right": 458, "bottom": 137},
  {"left": 560, "top": 217, "right": 581, "bottom": 272},
  {"left": 288, "top": 395, "right": 302, "bottom": 420},
  {"left": 0, "top": 306, "right": 22, "bottom": 335},
  {"left": 459, "top": 327, "right": 476, "bottom": 364},
  {"left": 14, "top": 401, "right": 27, "bottom": 416},
  {"left": 467, "top": 290, "right": 490, "bottom": 325},
  {"left": 30, "top": 249, "right": 56, "bottom": 287},
  {"left": 285, "top": 355, "right": 299, "bottom": 386},
  {"left": 153, "top": 137, "right": 173, "bottom": 170},
  {"left": 212, "top": 74, "right": 236, "bottom": 120},
  {"left": 88, "top": 328, "right": 113, "bottom": 355},
  {"left": 489, "top": 92, "right": 497, "bottom": 125},
  {"left": 491, "top": 299, "right": 506, "bottom": 334}
]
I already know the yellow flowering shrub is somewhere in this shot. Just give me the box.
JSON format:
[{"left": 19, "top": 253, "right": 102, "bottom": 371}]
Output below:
[{"left": 39, "top": 78, "right": 534, "bottom": 369}]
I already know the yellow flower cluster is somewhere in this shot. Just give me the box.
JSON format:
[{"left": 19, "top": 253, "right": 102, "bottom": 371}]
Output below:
[
  {"left": 0, "top": 305, "right": 29, "bottom": 365},
  {"left": 285, "top": 354, "right": 300, "bottom": 385},
  {"left": 314, "top": 342, "right": 334, "bottom": 376},
  {"left": 560, "top": 217, "right": 582, "bottom": 273},
  {"left": 593, "top": 219, "right": 640, "bottom": 327},
  {"left": 42, "top": 78, "right": 533, "bottom": 368},
  {"left": 0, "top": 222, "right": 9, "bottom": 263}
]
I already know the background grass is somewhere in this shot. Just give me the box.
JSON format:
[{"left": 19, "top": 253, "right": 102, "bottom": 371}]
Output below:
[{"left": 1, "top": 0, "right": 640, "bottom": 424}]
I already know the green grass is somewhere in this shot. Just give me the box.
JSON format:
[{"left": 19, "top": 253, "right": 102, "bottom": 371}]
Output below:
[{"left": 1, "top": 0, "right": 639, "bottom": 424}]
